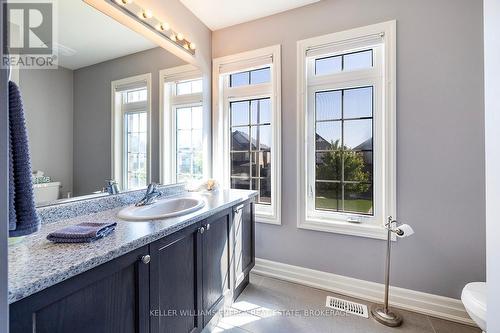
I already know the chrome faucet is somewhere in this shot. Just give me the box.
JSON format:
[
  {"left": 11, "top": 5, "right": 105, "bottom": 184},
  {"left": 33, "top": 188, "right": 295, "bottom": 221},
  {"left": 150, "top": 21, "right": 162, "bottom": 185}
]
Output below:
[
  {"left": 103, "top": 180, "right": 120, "bottom": 195},
  {"left": 136, "top": 183, "right": 162, "bottom": 207}
]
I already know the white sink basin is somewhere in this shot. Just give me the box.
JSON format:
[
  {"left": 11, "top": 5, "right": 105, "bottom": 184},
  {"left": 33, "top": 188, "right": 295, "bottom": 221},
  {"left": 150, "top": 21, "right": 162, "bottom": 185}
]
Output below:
[{"left": 118, "top": 197, "right": 205, "bottom": 221}]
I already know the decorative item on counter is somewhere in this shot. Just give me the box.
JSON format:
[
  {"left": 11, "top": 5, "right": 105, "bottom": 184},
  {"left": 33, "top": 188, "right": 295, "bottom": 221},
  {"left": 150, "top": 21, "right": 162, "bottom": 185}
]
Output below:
[
  {"left": 46, "top": 222, "right": 117, "bottom": 243},
  {"left": 186, "top": 179, "right": 219, "bottom": 192},
  {"left": 206, "top": 179, "right": 218, "bottom": 191}
]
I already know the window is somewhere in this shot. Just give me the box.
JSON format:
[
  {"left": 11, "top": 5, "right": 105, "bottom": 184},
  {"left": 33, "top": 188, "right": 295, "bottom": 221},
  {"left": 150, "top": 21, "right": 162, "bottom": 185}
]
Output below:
[
  {"left": 314, "top": 86, "right": 373, "bottom": 215},
  {"left": 176, "top": 105, "right": 203, "bottom": 182},
  {"left": 213, "top": 45, "right": 281, "bottom": 225},
  {"left": 176, "top": 79, "right": 202, "bottom": 95},
  {"left": 315, "top": 50, "right": 373, "bottom": 75},
  {"left": 111, "top": 74, "right": 152, "bottom": 191},
  {"left": 160, "top": 65, "right": 208, "bottom": 184},
  {"left": 297, "top": 21, "right": 396, "bottom": 239},
  {"left": 125, "top": 88, "right": 148, "bottom": 103},
  {"left": 229, "top": 67, "right": 271, "bottom": 87},
  {"left": 230, "top": 98, "right": 272, "bottom": 205},
  {"left": 124, "top": 111, "right": 148, "bottom": 189}
]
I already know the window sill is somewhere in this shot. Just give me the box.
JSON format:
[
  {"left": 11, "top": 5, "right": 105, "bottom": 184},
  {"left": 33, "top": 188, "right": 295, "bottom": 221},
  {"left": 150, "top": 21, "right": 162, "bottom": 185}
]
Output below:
[
  {"left": 256, "top": 213, "right": 281, "bottom": 225},
  {"left": 298, "top": 218, "right": 393, "bottom": 241}
]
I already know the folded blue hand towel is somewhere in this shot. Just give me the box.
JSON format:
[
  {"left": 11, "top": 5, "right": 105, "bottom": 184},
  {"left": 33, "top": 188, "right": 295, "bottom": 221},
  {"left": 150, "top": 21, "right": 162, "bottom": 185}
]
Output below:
[{"left": 47, "top": 222, "right": 117, "bottom": 243}]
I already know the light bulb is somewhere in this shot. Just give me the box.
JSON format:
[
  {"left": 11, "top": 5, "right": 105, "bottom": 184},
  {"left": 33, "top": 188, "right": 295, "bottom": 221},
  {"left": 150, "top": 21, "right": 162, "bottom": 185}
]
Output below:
[
  {"left": 169, "top": 33, "right": 176, "bottom": 41},
  {"left": 156, "top": 22, "right": 170, "bottom": 31},
  {"left": 176, "top": 33, "right": 184, "bottom": 41},
  {"left": 115, "top": 0, "right": 133, "bottom": 5},
  {"left": 189, "top": 42, "right": 196, "bottom": 50},
  {"left": 139, "top": 9, "right": 153, "bottom": 19}
]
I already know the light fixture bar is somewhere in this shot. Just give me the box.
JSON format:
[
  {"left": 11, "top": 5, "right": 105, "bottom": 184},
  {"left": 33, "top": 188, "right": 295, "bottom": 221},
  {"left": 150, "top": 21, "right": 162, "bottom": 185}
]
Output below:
[{"left": 108, "top": 0, "right": 195, "bottom": 55}]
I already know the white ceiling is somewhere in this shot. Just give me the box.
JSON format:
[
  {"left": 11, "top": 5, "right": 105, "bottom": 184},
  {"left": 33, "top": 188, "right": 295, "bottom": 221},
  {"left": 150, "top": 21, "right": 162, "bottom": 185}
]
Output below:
[
  {"left": 57, "top": 0, "right": 157, "bottom": 70},
  {"left": 179, "top": 0, "right": 321, "bottom": 30}
]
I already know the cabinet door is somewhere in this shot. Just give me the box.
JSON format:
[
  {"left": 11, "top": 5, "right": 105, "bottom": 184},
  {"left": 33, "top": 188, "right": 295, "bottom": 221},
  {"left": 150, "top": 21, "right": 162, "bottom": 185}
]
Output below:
[
  {"left": 201, "top": 210, "right": 231, "bottom": 325},
  {"left": 150, "top": 224, "right": 203, "bottom": 333},
  {"left": 232, "top": 202, "right": 255, "bottom": 299},
  {"left": 10, "top": 246, "right": 150, "bottom": 333}
]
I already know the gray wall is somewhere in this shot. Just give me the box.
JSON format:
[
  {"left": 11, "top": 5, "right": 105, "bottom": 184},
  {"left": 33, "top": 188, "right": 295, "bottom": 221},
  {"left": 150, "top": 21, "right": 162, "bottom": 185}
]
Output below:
[
  {"left": 19, "top": 67, "right": 74, "bottom": 197},
  {"left": 484, "top": 0, "right": 500, "bottom": 330},
  {"left": 73, "top": 47, "right": 185, "bottom": 195},
  {"left": 213, "top": 0, "right": 485, "bottom": 298}
]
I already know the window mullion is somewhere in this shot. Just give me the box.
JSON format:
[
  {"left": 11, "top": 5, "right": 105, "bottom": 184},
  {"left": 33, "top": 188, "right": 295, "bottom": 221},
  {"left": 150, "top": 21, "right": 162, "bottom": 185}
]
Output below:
[
  {"left": 248, "top": 100, "right": 252, "bottom": 192},
  {"left": 171, "top": 93, "right": 203, "bottom": 105},
  {"left": 226, "top": 84, "right": 272, "bottom": 100},
  {"left": 307, "top": 69, "right": 379, "bottom": 87},
  {"left": 341, "top": 90, "right": 345, "bottom": 213}
]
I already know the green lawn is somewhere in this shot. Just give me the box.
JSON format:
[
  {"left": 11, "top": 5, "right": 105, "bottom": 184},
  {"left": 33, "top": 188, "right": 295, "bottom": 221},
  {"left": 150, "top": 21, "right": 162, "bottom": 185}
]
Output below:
[{"left": 315, "top": 197, "right": 373, "bottom": 214}]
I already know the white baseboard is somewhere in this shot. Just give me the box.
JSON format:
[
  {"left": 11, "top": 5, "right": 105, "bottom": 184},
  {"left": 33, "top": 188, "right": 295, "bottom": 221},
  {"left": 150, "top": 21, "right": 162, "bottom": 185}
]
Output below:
[{"left": 252, "top": 258, "right": 476, "bottom": 327}]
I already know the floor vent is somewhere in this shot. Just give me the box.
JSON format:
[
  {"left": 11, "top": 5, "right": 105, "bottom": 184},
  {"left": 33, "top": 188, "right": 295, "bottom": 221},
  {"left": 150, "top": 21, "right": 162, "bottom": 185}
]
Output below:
[{"left": 325, "top": 296, "right": 369, "bottom": 318}]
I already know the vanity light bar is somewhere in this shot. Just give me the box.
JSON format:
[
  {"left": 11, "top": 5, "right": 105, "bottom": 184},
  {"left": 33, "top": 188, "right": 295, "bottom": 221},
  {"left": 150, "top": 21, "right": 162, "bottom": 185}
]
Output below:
[{"left": 110, "top": 0, "right": 196, "bottom": 55}]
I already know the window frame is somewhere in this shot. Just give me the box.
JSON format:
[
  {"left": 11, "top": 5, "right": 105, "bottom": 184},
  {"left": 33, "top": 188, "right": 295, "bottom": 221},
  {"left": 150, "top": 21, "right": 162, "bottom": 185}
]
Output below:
[
  {"left": 159, "top": 65, "right": 209, "bottom": 184},
  {"left": 111, "top": 73, "right": 152, "bottom": 191},
  {"left": 213, "top": 45, "right": 282, "bottom": 225},
  {"left": 297, "top": 21, "right": 396, "bottom": 240}
]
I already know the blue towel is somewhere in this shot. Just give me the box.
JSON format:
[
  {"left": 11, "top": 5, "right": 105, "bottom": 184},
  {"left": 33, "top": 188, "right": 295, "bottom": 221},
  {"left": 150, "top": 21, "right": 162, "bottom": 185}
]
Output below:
[
  {"left": 47, "top": 222, "right": 117, "bottom": 243},
  {"left": 9, "top": 81, "right": 40, "bottom": 237}
]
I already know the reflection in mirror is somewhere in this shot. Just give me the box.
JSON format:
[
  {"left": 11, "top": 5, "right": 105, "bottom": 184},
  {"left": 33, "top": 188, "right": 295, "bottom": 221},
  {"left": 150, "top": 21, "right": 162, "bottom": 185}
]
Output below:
[
  {"left": 159, "top": 65, "right": 207, "bottom": 185},
  {"left": 14, "top": 0, "right": 202, "bottom": 206}
]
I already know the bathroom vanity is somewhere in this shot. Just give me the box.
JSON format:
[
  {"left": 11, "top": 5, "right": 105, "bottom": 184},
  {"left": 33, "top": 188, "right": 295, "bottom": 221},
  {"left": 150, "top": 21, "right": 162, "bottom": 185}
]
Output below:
[{"left": 8, "top": 188, "right": 256, "bottom": 333}]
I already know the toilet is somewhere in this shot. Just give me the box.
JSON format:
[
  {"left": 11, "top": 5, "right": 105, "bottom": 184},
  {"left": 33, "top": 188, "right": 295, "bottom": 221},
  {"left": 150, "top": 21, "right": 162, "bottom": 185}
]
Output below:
[
  {"left": 461, "top": 282, "right": 486, "bottom": 332},
  {"left": 33, "top": 181, "right": 61, "bottom": 205}
]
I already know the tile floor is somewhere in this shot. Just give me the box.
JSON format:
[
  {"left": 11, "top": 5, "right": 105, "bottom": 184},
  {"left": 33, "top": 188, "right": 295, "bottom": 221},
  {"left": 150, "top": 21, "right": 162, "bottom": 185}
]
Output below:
[{"left": 204, "top": 274, "right": 481, "bottom": 333}]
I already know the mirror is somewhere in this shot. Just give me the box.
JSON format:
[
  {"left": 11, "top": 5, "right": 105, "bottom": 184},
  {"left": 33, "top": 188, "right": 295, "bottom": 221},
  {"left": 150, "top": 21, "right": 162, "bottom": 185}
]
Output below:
[{"left": 13, "top": 0, "right": 205, "bottom": 206}]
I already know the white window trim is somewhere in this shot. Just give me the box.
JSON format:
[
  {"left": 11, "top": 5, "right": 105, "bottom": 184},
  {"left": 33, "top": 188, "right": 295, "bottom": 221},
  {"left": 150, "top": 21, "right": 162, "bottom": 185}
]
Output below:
[
  {"left": 213, "top": 45, "right": 282, "bottom": 225},
  {"left": 296, "top": 21, "right": 397, "bottom": 240},
  {"left": 111, "top": 73, "right": 152, "bottom": 191},
  {"left": 159, "top": 65, "right": 209, "bottom": 184}
]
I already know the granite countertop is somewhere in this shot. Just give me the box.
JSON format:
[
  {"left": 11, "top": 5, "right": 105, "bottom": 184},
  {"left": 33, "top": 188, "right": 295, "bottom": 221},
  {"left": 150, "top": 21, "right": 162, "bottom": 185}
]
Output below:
[{"left": 8, "top": 189, "right": 257, "bottom": 304}]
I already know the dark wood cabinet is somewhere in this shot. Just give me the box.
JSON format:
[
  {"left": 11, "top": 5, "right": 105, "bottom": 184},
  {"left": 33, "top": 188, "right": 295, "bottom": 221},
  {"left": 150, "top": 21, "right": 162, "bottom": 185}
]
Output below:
[
  {"left": 10, "top": 200, "right": 255, "bottom": 333},
  {"left": 149, "top": 223, "right": 203, "bottom": 333},
  {"left": 232, "top": 202, "right": 255, "bottom": 299},
  {"left": 200, "top": 211, "right": 231, "bottom": 325},
  {"left": 10, "top": 246, "right": 150, "bottom": 333},
  {"left": 149, "top": 209, "right": 231, "bottom": 332}
]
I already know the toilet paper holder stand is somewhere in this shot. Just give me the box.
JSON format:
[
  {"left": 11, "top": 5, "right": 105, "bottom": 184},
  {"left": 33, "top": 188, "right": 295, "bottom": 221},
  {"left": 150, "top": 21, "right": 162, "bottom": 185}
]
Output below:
[{"left": 371, "top": 216, "right": 414, "bottom": 327}]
